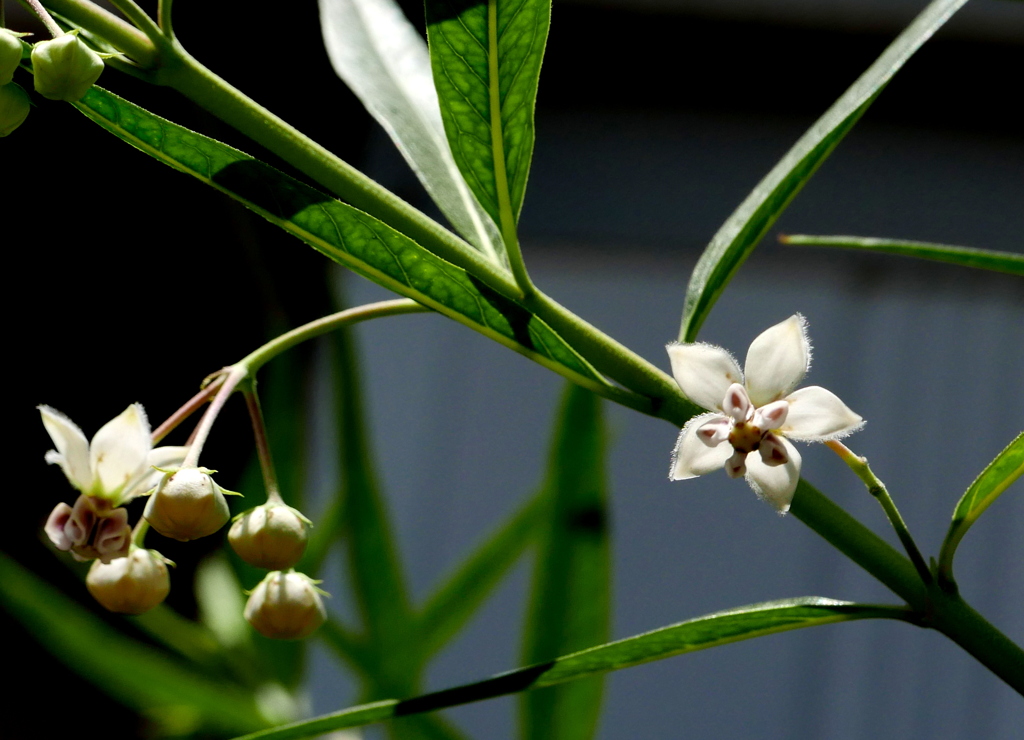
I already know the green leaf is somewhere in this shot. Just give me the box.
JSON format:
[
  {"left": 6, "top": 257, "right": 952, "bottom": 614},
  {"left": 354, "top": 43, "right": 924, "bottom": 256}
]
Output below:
[
  {"left": 521, "top": 384, "right": 610, "bottom": 740},
  {"left": 0, "top": 552, "right": 269, "bottom": 735},
  {"left": 230, "top": 598, "right": 912, "bottom": 740},
  {"left": 418, "top": 494, "right": 541, "bottom": 658},
  {"left": 73, "top": 86, "right": 611, "bottom": 398},
  {"left": 779, "top": 235, "right": 1024, "bottom": 276},
  {"left": 425, "top": 0, "right": 550, "bottom": 239},
  {"left": 679, "top": 0, "right": 970, "bottom": 342},
  {"left": 319, "top": 0, "right": 506, "bottom": 265},
  {"left": 940, "top": 432, "right": 1024, "bottom": 575}
]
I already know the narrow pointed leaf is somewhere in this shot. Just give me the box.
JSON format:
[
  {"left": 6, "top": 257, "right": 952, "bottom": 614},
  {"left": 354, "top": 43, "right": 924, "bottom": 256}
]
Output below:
[
  {"left": 940, "top": 432, "right": 1024, "bottom": 572},
  {"left": 319, "top": 0, "right": 506, "bottom": 264},
  {"left": 521, "top": 384, "right": 610, "bottom": 740},
  {"left": 419, "top": 494, "right": 542, "bottom": 658},
  {"left": 679, "top": 0, "right": 970, "bottom": 342},
  {"left": 0, "top": 553, "right": 269, "bottom": 734},
  {"left": 780, "top": 235, "right": 1024, "bottom": 276},
  {"left": 73, "top": 87, "right": 613, "bottom": 401},
  {"left": 231, "top": 598, "right": 912, "bottom": 739},
  {"left": 425, "top": 0, "right": 550, "bottom": 237}
]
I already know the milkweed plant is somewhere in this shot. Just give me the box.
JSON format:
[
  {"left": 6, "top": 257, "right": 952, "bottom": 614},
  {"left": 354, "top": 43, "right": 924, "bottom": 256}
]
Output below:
[{"left": 2, "top": 0, "right": 1022, "bottom": 738}]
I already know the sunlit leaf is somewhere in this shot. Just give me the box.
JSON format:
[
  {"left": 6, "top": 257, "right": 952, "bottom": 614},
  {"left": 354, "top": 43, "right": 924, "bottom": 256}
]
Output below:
[
  {"left": 780, "top": 235, "right": 1024, "bottom": 276},
  {"left": 521, "top": 384, "right": 610, "bottom": 740},
  {"left": 940, "top": 432, "right": 1024, "bottom": 575},
  {"left": 230, "top": 598, "right": 911, "bottom": 739},
  {"left": 74, "top": 86, "right": 610, "bottom": 398},
  {"left": 425, "top": 0, "right": 550, "bottom": 239},
  {"left": 679, "top": 0, "right": 970, "bottom": 341},
  {"left": 0, "top": 553, "right": 269, "bottom": 735},
  {"left": 319, "top": 0, "right": 506, "bottom": 264}
]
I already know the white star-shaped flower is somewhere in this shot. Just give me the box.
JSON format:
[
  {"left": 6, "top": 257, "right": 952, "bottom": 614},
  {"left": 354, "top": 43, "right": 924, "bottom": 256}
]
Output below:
[
  {"left": 667, "top": 314, "right": 863, "bottom": 512},
  {"left": 39, "top": 404, "right": 187, "bottom": 505}
]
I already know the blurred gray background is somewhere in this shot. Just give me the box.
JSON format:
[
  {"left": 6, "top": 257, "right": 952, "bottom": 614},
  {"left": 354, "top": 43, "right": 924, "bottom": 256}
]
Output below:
[{"left": 302, "top": 1, "right": 1024, "bottom": 737}]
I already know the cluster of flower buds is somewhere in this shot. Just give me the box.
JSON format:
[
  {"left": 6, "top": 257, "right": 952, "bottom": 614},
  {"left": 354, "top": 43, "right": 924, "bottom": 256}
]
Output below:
[
  {"left": 0, "top": 25, "right": 108, "bottom": 137},
  {"left": 230, "top": 502, "right": 324, "bottom": 639},
  {"left": 1, "top": 29, "right": 30, "bottom": 136},
  {"left": 40, "top": 401, "right": 325, "bottom": 639}
]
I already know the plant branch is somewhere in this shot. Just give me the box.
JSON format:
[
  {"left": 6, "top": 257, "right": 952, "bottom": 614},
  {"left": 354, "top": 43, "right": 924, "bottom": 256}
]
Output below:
[
  {"left": 242, "top": 384, "right": 282, "bottom": 502},
  {"left": 151, "top": 376, "right": 225, "bottom": 444},
  {"left": 826, "top": 440, "right": 932, "bottom": 586}
]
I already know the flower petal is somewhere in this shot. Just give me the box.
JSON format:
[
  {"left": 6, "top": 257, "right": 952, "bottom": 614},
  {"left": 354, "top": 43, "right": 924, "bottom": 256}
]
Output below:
[
  {"left": 90, "top": 404, "right": 152, "bottom": 498},
  {"left": 744, "top": 314, "right": 810, "bottom": 407},
  {"left": 781, "top": 386, "right": 864, "bottom": 441},
  {"left": 667, "top": 342, "right": 743, "bottom": 411},
  {"left": 696, "top": 417, "right": 730, "bottom": 447},
  {"left": 722, "top": 383, "right": 753, "bottom": 423},
  {"left": 39, "top": 405, "right": 92, "bottom": 491},
  {"left": 670, "top": 412, "right": 733, "bottom": 480},
  {"left": 44, "top": 502, "right": 74, "bottom": 551},
  {"left": 745, "top": 436, "right": 802, "bottom": 512}
]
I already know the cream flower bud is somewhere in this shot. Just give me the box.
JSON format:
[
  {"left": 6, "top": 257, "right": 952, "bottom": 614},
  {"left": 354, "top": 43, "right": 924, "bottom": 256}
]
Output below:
[
  {"left": 1, "top": 30, "right": 25, "bottom": 86},
  {"left": 31, "top": 32, "right": 103, "bottom": 101},
  {"left": 0, "top": 83, "right": 30, "bottom": 137},
  {"left": 244, "top": 571, "right": 326, "bottom": 640},
  {"left": 229, "top": 502, "right": 311, "bottom": 570},
  {"left": 144, "top": 467, "right": 233, "bottom": 542},
  {"left": 86, "top": 547, "right": 171, "bottom": 615}
]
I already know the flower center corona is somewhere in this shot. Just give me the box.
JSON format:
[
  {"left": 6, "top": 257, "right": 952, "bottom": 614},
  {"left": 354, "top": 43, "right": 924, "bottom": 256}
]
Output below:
[{"left": 728, "top": 422, "right": 764, "bottom": 454}]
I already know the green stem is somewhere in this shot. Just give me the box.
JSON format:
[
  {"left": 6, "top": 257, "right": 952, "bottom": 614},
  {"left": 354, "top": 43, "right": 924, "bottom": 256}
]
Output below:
[
  {"left": 130, "top": 517, "right": 150, "bottom": 548},
  {"left": 826, "top": 440, "right": 933, "bottom": 586},
  {"left": 181, "top": 365, "right": 247, "bottom": 468},
  {"left": 237, "top": 299, "right": 428, "bottom": 374},
  {"left": 103, "top": 0, "right": 165, "bottom": 47},
  {"left": 790, "top": 480, "right": 928, "bottom": 609},
  {"left": 928, "top": 592, "right": 1024, "bottom": 694},
  {"left": 41, "top": 0, "right": 156, "bottom": 65},
  {"left": 156, "top": 45, "right": 520, "bottom": 296},
  {"left": 242, "top": 384, "right": 282, "bottom": 503},
  {"left": 157, "top": 0, "right": 172, "bottom": 38}
]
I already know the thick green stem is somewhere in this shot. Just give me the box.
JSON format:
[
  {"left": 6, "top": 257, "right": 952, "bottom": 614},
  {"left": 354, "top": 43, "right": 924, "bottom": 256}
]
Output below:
[
  {"left": 42, "top": 0, "right": 156, "bottom": 64},
  {"left": 156, "top": 46, "right": 520, "bottom": 296},
  {"left": 790, "top": 480, "right": 928, "bottom": 609},
  {"left": 928, "top": 593, "right": 1024, "bottom": 695}
]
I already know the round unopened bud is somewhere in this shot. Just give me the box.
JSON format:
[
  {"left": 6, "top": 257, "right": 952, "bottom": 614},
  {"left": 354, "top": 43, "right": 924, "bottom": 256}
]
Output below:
[
  {"left": 244, "top": 571, "right": 326, "bottom": 640},
  {"left": 87, "top": 547, "right": 171, "bottom": 615},
  {"left": 0, "top": 83, "right": 30, "bottom": 137},
  {"left": 31, "top": 32, "right": 103, "bottom": 101},
  {"left": 144, "top": 467, "right": 231, "bottom": 542},
  {"left": 1, "top": 30, "right": 25, "bottom": 86},
  {"left": 229, "top": 502, "right": 310, "bottom": 570}
]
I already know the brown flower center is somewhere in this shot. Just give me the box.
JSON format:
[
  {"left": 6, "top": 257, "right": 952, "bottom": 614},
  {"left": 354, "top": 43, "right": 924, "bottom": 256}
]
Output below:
[{"left": 728, "top": 422, "right": 764, "bottom": 454}]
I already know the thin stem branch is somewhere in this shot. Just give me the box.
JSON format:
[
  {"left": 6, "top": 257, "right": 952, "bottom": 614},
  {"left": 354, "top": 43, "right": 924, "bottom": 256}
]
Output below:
[
  {"left": 157, "top": 0, "right": 172, "bottom": 38},
  {"left": 151, "top": 376, "right": 225, "bottom": 444},
  {"left": 25, "top": 0, "right": 63, "bottom": 37},
  {"left": 826, "top": 440, "right": 932, "bottom": 586},
  {"left": 130, "top": 517, "right": 150, "bottom": 548},
  {"left": 237, "top": 299, "right": 428, "bottom": 374},
  {"left": 242, "top": 383, "right": 282, "bottom": 503},
  {"left": 181, "top": 366, "right": 247, "bottom": 468},
  {"left": 102, "top": 0, "right": 167, "bottom": 50}
]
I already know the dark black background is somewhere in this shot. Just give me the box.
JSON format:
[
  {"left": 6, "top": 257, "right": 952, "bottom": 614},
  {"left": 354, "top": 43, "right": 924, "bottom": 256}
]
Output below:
[{"left": 2, "top": 1, "right": 1019, "bottom": 736}]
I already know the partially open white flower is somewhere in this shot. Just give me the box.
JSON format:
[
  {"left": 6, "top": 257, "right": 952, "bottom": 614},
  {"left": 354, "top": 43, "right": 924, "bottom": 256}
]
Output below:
[
  {"left": 667, "top": 315, "right": 863, "bottom": 512},
  {"left": 39, "top": 404, "right": 188, "bottom": 505}
]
